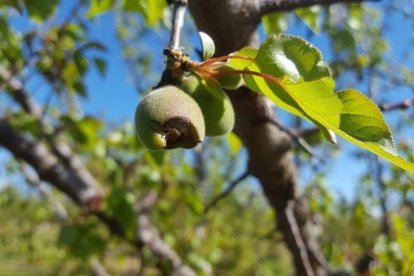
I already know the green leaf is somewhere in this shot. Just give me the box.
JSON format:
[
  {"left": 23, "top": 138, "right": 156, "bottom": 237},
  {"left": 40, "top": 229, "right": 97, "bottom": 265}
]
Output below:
[
  {"left": 335, "top": 90, "right": 414, "bottom": 171},
  {"left": 295, "top": 6, "right": 321, "bottom": 34},
  {"left": 106, "top": 187, "right": 137, "bottom": 239},
  {"left": 230, "top": 45, "right": 336, "bottom": 143},
  {"left": 282, "top": 83, "right": 414, "bottom": 173},
  {"left": 226, "top": 132, "right": 242, "bottom": 156},
  {"left": 262, "top": 13, "right": 288, "bottom": 35},
  {"left": 0, "top": 0, "right": 24, "bottom": 13},
  {"left": 229, "top": 47, "right": 257, "bottom": 69},
  {"left": 87, "top": 0, "right": 115, "bottom": 18},
  {"left": 0, "top": 16, "right": 9, "bottom": 40},
  {"left": 94, "top": 58, "right": 107, "bottom": 76},
  {"left": 199, "top": 32, "right": 215, "bottom": 60},
  {"left": 329, "top": 28, "right": 357, "bottom": 53},
  {"left": 255, "top": 35, "right": 336, "bottom": 142},
  {"left": 122, "top": 0, "right": 144, "bottom": 13},
  {"left": 255, "top": 34, "right": 331, "bottom": 82},
  {"left": 232, "top": 34, "right": 414, "bottom": 172},
  {"left": 123, "top": 0, "right": 166, "bottom": 26},
  {"left": 23, "top": 0, "right": 58, "bottom": 22},
  {"left": 58, "top": 219, "right": 106, "bottom": 259},
  {"left": 80, "top": 41, "right": 107, "bottom": 52},
  {"left": 74, "top": 51, "right": 89, "bottom": 75},
  {"left": 338, "top": 89, "right": 392, "bottom": 143},
  {"left": 73, "top": 81, "right": 87, "bottom": 97},
  {"left": 63, "top": 115, "right": 103, "bottom": 152}
]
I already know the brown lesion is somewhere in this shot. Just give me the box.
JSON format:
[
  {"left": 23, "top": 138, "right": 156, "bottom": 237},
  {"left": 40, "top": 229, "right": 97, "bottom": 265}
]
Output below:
[{"left": 163, "top": 117, "right": 201, "bottom": 149}]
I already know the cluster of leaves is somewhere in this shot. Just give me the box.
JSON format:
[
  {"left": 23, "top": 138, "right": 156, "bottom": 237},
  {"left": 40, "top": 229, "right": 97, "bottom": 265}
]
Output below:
[{"left": 191, "top": 33, "right": 414, "bottom": 173}]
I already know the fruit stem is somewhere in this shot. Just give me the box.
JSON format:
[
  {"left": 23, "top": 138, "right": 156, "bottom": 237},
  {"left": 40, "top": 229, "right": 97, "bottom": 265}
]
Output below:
[
  {"left": 169, "top": 0, "right": 188, "bottom": 50},
  {"left": 200, "top": 55, "right": 255, "bottom": 66},
  {"left": 212, "top": 69, "right": 283, "bottom": 87}
]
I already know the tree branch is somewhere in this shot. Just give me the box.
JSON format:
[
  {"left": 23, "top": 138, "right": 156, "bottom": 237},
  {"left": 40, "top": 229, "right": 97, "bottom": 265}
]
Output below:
[
  {"left": 203, "top": 171, "right": 249, "bottom": 214},
  {"left": 22, "top": 165, "right": 69, "bottom": 221},
  {"left": 169, "top": 0, "right": 188, "bottom": 50},
  {"left": 0, "top": 119, "right": 197, "bottom": 275},
  {"left": 188, "top": 1, "right": 327, "bottom": 273},
  {"left": 1, "top": 63, "right": 197, "bottom": 274},
  {"left": 263, "top": 117, "right": 320, "bottom": 159},
  {"left": 22, "top": 164, "right": 111, "bottom": 276},
  {"left": 284, "top": 200, "right": 315, "bottom": 276},
  {"left": 374, "top": 156, "right": 390, "bottom": 236},
  {"left": 0, "top": 66, "right": 103, "bottom": 206},
  {"left": 138, "top": 213, "right": 196, "bottom": 276},
  {"left": 258, "top": 0, "right": 382, "bottom": 16},
  {"left": 0, "top": 119, "right": 101, "bottom": 206},
  {"left": 379, "top": 97, "right": 414, "bottom": 112}
]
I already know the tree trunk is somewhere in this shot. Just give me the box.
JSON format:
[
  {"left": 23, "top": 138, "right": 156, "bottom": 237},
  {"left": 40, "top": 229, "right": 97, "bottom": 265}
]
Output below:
[{"left": 188, "top": 1, "right": 325, "bottom": 274}]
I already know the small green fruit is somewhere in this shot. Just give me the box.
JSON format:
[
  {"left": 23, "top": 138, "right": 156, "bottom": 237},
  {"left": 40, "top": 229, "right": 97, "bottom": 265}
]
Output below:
[
  {"left": 135, "top": 85, "right": 205, "bottom": 150},
  {"left": 180, "top": 74, "right": 235, "bottom": 136},
  {"left": 216, "top": 65, "right": 243, "bottom": 90}
]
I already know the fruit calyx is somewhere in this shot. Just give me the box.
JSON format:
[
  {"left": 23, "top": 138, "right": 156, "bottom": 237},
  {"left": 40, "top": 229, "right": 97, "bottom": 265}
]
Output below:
[{"left": 162, "top": 116, "right": 202, "bottom": 149}]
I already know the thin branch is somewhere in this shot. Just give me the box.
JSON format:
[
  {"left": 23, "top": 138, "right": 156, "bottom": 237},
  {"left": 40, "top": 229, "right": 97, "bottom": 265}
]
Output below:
[
  {"left": 375, "top": 156, "right": 390, "bottom": 236},
  {"left": 284, "top": 201, "right": 315, "bottom": 276},
  {"left": 203, "top": 171, "right": 249, "bottom": 214},
  {"left": 169, "top": 0, "right": 188, "bottom": 50},
  {"left": 90, "top": 258, "right": 111, "bottom": 276},
  {"left": 266, "top": 118, "right": 320, "bottom": 159},
  {"left": 194, "top": 144, "right": 206, "bottom": 189},
  {"left": 138, "top": 214, "right": 196, "bottom": 276},
  {"left": 0, "top": 66, "right": 103, "bottom": 205},
  {"left": 296, "top": 127, "right": 320, "bottom": 138},
  {"left": 379, "top": 97, "right": 414, "bottom": 112},
  {"left": 134, "top": 190, "right": 195, "bottom": 275},
  {"left": 136, "top": 190, "right": 159, "bottom": 213},
  {"left": 0, "top": 66, "right": 43, "bottom": 118},
  {"left": 258, "top": 0, "right": 382, "bottom": 16}
]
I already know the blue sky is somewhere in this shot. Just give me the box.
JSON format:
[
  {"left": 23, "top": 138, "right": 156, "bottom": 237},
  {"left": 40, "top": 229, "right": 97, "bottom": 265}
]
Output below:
[{"left": 2, "top": 0, "right": 413, "bottom": 200}]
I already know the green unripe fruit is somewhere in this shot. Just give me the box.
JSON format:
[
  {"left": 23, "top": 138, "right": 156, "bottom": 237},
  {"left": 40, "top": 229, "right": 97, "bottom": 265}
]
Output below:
[
  {"left": 180, "top": 75, "right": 235, "bottom": 136},
  {"left": 135, "top": 85, "right": 205, "bottom": 150},
  {"left": 216, "top": 65, "right": 243, "bottom": 90}
]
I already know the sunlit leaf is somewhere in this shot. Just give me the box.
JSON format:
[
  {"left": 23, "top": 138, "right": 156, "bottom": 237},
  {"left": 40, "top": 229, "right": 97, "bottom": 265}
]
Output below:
[
  {"left": 229, "top": 34, "right": 414, "bottom": 173},
  {"left": 255, "top": 34, "right": 331, "bottom": 82},
  {"left": 94, "top": 58, "right": 107, "bottom": 76},
  {"left": 87, "top": 0, "right": 115, "bottom": 18},
  {"left": 123, "top": 0, "right": 166, "bottom": 26},
  {"left": 230, "top": 43, "right": 336, "bottom": 143},
  {"left": 262, "top": 13, "right": 288, "bottom": 35},
  {"left": 226, "top": 132, "right": 242, "bottom": 156},
  {"left": 295, "top": 6, "right": 321, "bottom": 34},
  {"left": 23, "top": 0, "right": 58, "bottom": 22}
]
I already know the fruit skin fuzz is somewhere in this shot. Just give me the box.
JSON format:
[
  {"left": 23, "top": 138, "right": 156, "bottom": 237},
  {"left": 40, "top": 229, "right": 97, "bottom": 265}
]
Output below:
[{"left": 135, "top": 85, "right": 205, "bottom": 150}]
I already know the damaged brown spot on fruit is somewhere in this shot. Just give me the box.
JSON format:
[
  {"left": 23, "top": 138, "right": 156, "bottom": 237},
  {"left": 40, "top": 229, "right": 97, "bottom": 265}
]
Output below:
[{"left": 163, "top": 117, "right": 201, "bottom": 149}]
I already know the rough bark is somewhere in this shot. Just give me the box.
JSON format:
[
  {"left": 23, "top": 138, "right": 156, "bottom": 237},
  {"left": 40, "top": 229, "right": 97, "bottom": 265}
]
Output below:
[
  {"left": 0, "top": 119, "right": 100, "bottom": 206},
  {"left": 188, "top": 1, "right": 322, "bottom": 274}
]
